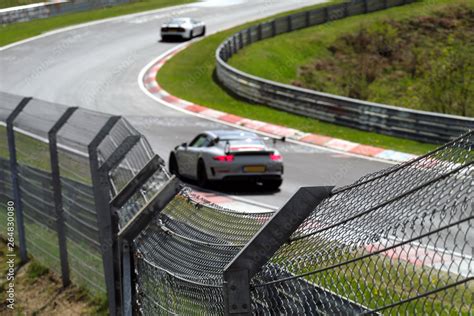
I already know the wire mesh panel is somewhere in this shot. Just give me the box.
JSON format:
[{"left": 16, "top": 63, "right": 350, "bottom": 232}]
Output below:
[
  {"left": 10, "top": 99, "right": 68, "bottom": 275},
  {"left": 133, "top": 189, "right": 274, "bottom": 315},
  {"left": 249, "top": 132, "right": 474, "bottom": 314},
  {"left": 55, "top": 108, "right": 112, "bottom": 293},
  {"left": 115, "top": 165, "right": 170, "bottom": 229},
  {"left": 0, "top": 125, "right": 11, "bottom": 201}
]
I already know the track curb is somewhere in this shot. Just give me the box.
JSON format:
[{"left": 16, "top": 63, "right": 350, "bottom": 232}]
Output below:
[{"left": 142, "top": 44, "right": 418, "bottom": 163}]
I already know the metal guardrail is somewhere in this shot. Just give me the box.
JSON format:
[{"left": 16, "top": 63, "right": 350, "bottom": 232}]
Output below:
[{"left": 215, "top": 0, "right": 474, "bottom": 144}]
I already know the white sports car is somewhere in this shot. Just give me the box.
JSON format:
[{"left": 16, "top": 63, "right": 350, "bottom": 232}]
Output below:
[
  {"left": 160, "top": 17, "right": 206, "bottom": 41},
  {"left": 169, "top": 130, "right": 284, "bottom": 189}
]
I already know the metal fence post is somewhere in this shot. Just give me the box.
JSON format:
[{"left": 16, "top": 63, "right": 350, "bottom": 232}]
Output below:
[
  {"left": 6, "top": 97, "right": 32, "bottom": 263},
  {"left": 364, "top": 0, "right": 369, "bottom": 13},
  {"left": 239, "top": 31, "right": 244, "bottom": 49},
  {"left": 247, "top": 28, "right": 251, "bottom": 44},
  {"left": 121, "top": 240, "right": 132, "bottom": 316},
  {"left": 271, "top": 20, "right": 276, "bottom": 36},
  {"left": 88, "top": 115, "right": 121, "bottom": 316},
  {"left": 223, "top": 186, "right": 333, "bottom": 315},
  {"left": 117, "top": 176, "right": 181, "bottom": 316},
  {"left": 48, "top": 106, "right": 78, "bottom": 287},
  {"left": 98, "top": 134, "right": 141, "bottom": 313},
  {"left": 287, "top": 15, "right": 292, "bottom": 32},
  {"left": 305, "top": 10, "right": 311, "bottom": 27}
]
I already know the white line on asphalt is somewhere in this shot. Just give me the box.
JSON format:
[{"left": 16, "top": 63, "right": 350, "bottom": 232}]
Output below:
[{"left": 0, "top": 3, "right": 197, "bottom": 52}]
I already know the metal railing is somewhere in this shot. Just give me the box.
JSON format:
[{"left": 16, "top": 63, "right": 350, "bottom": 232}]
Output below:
[{"left": 215, "top": 0, "right": 474, "bottom": 144}]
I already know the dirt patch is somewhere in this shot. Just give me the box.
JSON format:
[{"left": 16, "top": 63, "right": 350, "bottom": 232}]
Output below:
[{"left": 0, "top": 239, "right": 105, "bottom": 315}]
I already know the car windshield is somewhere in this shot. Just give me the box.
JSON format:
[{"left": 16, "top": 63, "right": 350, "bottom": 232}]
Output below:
[{"left": 169, "top": 18, "right": 189, "bottom": 24}]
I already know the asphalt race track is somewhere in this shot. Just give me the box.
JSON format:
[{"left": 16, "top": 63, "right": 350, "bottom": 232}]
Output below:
[{"left": 0, "top": 0, "right": 390, "bottom": 208}]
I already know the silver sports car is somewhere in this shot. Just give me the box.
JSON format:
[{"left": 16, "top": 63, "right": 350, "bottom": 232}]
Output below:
[
  {"left": 160, "top": 17, "right": 206, "bottom": 41},
  {"left": 169, "top": 130, "right": 284, "bottom": 189}
]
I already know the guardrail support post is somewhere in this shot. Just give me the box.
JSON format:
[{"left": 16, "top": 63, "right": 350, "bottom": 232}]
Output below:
[
  {"left": 239, "top": 31, "right": 244, "bottom": 49},
  {"left": 223, "top": 186, "right": 334, "bottom": 315},
  {"left": 233, "top": 35, "right": 238, "bottom": 54},
  {"left": 287, "top": 15, "right": 292, "bottom": 32},
  {"left": 6, "top": 97, "right": 32, "bottom": 263},
  {"left": 305, "top": 11, "right": 310, "bottom": 27},
  {"left": 257, "top": 24, "right": 262, "bottom": 40},
  {"left": 88, "top": 115, "right": 121, "bottom": 316},
  {"left": 271, "top": 20, "right": 276, "bottom": 36},
  {"left": 48, "top": 106, "right": 78, "bottom": 287}
]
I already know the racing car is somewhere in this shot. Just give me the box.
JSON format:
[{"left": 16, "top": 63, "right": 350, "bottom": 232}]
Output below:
[{"left": 169, "top": 130, "right": 283, "bottom": 189}]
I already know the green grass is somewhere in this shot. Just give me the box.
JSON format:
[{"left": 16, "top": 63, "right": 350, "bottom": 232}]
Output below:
[
  {"left": 0, "top": 0, "right": 196, "bottom": 46},
  {"left": 271, "top": 236, "right": 472, "bottom": 314},
  {"left": 158, "top": 1, "right": 450, "bottom": 155}
]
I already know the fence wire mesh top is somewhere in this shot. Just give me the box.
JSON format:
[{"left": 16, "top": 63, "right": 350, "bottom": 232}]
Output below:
[
  {"left": 250, "top": 132, "right": 473, "bottom": 315},
  {"left": 133, "top": 189, "right": 274, "bottom": 315}
]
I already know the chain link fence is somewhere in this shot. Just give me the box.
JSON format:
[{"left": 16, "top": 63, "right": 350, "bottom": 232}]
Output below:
[
  {"left": 132, "top": 188, "right": 274, "bottom": 315},
  {"left": 125, "top": 131, "right": 472, "bottom": 315},
  {"left": 1, "top": 90, "right": 472, "bottom": 315},
  {"left": 247, "top": 132, "right": 473, "bottom": 314},
  {"left": 0, "top": 91, "right": 170, "bottom": 314}
]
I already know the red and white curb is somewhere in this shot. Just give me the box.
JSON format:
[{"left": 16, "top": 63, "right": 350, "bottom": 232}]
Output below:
[{"left": 139, "top": 44, "right": 418, "bottom": 164}]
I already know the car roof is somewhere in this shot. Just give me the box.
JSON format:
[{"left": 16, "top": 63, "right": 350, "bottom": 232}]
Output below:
[{"left": 206, "top": 130, "right": 258, "bottom": 139}]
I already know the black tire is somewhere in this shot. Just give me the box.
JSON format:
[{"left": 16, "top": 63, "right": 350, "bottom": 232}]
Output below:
[
  {"left": 197, "top": 160, "right": 209, "bottom": 187},
  {"left": 201, "top": 26, "right": 206, "bottom": 36},
  {"left": 168, "top": 153, "right": 179, "bottom": 176},
  {"left": 263, "top": 179, "right": 282, "bottom": 191}
]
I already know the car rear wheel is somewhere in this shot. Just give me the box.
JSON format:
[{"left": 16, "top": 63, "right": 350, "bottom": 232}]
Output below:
[
  {"left": 169, "top": 153, "right": 179, "bottom": 176},
  {"left": 197, "top": 160, "right": 209, "bottom": 187},
  {"left": 263, "top": 179, "right": 282, "bottom": 191}
]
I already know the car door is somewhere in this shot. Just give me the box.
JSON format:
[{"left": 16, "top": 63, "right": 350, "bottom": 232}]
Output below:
[
  {"left": 186, "top": 134, "right": 211, "bottom": 179},
  {"left": 177, "top": 134, "right": 208, "bottom": 178}
]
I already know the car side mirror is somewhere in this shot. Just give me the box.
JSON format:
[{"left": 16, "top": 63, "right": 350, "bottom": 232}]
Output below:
[{"left": 181, "top": 142, "right": 188, "bottom": 149}]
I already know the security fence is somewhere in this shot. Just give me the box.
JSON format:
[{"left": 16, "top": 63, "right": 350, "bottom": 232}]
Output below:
[
  {"left": 123, "top": 131, "right": 473, "bottom": 315},
  {"left": 215, "top": 0, "right": 474, "bottom": 144},
  {"left": 0, "top": 91, "right": 170, "bottom": 314},
  {"left": 1, "top": 90, "right": 472, "bottom": 315}
]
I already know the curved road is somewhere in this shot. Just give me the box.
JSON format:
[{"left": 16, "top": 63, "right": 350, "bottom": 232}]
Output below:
[{"left": 0, "top": 0, "right": 390, "bottom": 207}]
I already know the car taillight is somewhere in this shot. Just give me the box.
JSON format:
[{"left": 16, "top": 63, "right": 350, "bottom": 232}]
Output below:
[
  {"left": 213, "top": 155, "right": 234, "bottom": 162},
  {"left": 270, "top": 154, "right": 282, "bottom": 161}
]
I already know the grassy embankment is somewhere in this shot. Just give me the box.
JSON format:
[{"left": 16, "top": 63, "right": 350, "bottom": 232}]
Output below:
[
  {"left": 230, "top": 1, "right": 474, "bottom": 117},
  {"left": 157, "top": 0, "right": 474, "bottom": 155},
  {"left": 0, "top": 0, "right": 196, "bottom": 46}
]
